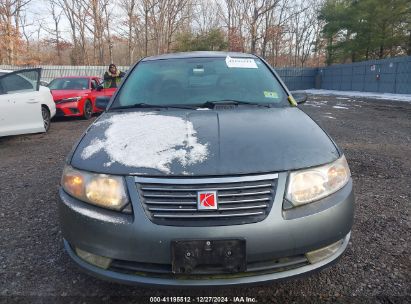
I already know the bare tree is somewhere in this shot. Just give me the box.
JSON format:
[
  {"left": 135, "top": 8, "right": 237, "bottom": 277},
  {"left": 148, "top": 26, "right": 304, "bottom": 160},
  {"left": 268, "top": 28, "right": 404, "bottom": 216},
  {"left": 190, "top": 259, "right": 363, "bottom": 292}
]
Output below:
[
  {"left": 139, "top": 0, "right": 158, "bottom": 56},
  {"left": 57, "top": 0, "right": 80, "bottom": 64},
  {"left": 0, "top": 0, "right": 31, "bottom": 64},
  {"left": 164, "top": 0, "right": 191, "bottom": 52},
  {"left": 18, "top": 8, "right": 34, "bottom": 53},
  {"left": 103, "top": 1, "right": 113, "bottom": 63},
  {"left": 84, "top": 0, "right": 110, "bottom": 64},
  {"left": 1, "top": 0, "right": 331, "bottom": 67},
  {"left": 221, "top": 0, "right": 246, "bottom": 51},
  {"left": 44, "top": 0, "right": 64, "bottom": 64},
  {"left": 241, "top": 0, "right": 281, "bottom": 54},
  {"left": 288, "top": 0, "right": 323, "bottom": 67},
  {"left": 193, "top": 0, "right": 221, "bottom": 34},
  {"left": 119, "top": 0, "right": 139, "bottom": 64}
]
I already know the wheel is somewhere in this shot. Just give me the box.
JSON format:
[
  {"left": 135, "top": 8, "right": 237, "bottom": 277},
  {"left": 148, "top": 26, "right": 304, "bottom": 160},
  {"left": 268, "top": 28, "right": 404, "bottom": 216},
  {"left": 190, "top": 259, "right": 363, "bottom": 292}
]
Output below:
[
  {"left": 42, "top": 106, "right": 51, "bottom": 132},
  {"left": 83, "top": 100, "right": 93, "bottom": 120}
]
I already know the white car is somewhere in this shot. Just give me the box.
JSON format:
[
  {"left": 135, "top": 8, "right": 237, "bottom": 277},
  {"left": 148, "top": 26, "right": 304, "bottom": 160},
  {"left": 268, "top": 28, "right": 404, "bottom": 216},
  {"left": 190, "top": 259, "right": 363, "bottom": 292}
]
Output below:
[{"left": 0, "top": 68, "right": 56, "bottom": 137}]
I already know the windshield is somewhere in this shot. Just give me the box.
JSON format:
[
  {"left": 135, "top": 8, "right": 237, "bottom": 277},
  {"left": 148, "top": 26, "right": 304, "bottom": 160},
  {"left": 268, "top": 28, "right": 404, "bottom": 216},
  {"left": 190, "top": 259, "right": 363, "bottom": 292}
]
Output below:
[
  {"left": 111, "top": 57, "right": 288, "bottom": 108},
  {"left": 48, "top": 78, "right": 89, "bottom": 90}
]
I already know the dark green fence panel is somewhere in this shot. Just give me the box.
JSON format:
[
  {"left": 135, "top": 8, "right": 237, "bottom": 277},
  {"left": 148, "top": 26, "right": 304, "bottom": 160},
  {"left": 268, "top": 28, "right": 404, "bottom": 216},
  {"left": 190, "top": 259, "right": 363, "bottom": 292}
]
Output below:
[
  {"left": 274, "top": 67, "right": 318, "bottom": 90},
  {"left": 319, "top": 56, "right": 411, "bottom": 94}
]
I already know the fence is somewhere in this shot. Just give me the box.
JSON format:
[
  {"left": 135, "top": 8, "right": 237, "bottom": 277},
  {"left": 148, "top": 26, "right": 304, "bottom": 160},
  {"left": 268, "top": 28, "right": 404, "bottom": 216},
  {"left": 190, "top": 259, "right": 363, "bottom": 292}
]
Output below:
[
  {"left": 319, "top": 56, "right": 411, "bottom": 94},
  {"left": 275, "top": 67, "right": 318, "bottom": 90},
  {"left": 1, "top": 55, "right": 410, "bottom": 94},
  {"left": 0, "top": 65, "right": 129, "bottom": 83}
]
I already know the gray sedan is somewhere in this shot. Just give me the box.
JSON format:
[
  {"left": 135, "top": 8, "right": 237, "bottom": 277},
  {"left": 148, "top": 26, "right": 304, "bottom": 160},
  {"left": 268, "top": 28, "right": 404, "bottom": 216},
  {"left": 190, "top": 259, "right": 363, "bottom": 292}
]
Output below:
[{"left": 58, "top": 51, "right": 354, "bottom": 286}]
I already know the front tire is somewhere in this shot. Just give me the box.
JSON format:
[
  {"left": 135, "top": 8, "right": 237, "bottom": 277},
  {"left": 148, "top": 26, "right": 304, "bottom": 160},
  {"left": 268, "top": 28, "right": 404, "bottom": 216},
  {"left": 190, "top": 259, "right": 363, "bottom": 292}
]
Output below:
[
  {"left": 83, "top": 100, "right": 93, "bottom": 120},
  {"left": 42, "top": 106, "right": 51, "bottom": 132}
]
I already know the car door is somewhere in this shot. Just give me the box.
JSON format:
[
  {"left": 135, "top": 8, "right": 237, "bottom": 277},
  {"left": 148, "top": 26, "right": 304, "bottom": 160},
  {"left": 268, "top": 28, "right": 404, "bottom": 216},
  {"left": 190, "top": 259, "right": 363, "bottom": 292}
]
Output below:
[
  {"left": 0, "top": 68, "right": 44, "bottom": 137},
  {"left": 89, "top": 78, "right": 99, "bottom": 100},
  {"left": 88, "top": 78, "right": 116, "bottom": 110}
]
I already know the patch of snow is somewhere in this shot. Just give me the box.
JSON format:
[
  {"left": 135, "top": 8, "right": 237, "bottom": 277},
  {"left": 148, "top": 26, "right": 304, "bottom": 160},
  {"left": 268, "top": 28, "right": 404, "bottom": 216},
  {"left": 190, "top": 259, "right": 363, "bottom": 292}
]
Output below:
[
  {"left": 181, "top": 171, "right": 194, "bottom": 176},
  {"left": 81, "top": 112, "right": 209, "bottom": 173},
  {"left": 304, "top": 104, "right": 322, "bottom": 108},
  {"left": 296, "top": 89, "right": 411, "bottom": 102},
  {"left": 103, "top": 161, "right": 114, "bottom": 167},
  {"left": 323, "top": 115, "right": 336, "bottom": 119},
  {"left": 82, "top": 138, "right": 105, "bottom": 159},
  {"left": 333, "top": 106, "right": 349, "bottom": 109}
]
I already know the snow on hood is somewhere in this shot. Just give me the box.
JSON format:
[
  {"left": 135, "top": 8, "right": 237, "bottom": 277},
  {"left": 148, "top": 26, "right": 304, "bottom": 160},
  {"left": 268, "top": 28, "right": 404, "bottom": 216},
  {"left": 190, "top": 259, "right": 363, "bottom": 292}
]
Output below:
[{"left": 80, "top": 112, "right": 208, "bottom": 173}]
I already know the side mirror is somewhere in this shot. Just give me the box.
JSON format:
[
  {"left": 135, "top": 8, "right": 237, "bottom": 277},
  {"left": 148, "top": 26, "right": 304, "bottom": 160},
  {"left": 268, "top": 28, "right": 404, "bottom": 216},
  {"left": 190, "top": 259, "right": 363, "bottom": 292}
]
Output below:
[
  {"left": 291, "top": 92, "right": 308, "bottom": 104},
  {"left": 95, "top": 96, "right": 110, "bottom": 110},
  {"left": 96, "top": 85, "right": 103, "bottom": 91}
]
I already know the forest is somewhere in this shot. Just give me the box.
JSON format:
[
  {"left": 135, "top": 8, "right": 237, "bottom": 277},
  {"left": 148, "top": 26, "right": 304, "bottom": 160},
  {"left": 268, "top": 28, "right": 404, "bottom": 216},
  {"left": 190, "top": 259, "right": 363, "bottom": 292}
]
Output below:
[{"left": 0, "top": 0, "right": 410, "bottom": 67}]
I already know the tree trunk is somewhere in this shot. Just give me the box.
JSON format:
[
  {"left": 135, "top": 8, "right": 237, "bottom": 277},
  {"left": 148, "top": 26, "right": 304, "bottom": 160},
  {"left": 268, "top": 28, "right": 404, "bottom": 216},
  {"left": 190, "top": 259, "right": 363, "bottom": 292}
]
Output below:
[{"left": 145, "top": 9, "right": 148, "bottom": 56}]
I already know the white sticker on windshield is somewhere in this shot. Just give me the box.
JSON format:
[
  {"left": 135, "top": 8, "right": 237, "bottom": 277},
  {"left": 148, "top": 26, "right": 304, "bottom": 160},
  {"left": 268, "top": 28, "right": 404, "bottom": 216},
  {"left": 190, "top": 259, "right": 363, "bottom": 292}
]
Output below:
[{"left": 226, "top": 55, "right": 258, "bottom": 69}]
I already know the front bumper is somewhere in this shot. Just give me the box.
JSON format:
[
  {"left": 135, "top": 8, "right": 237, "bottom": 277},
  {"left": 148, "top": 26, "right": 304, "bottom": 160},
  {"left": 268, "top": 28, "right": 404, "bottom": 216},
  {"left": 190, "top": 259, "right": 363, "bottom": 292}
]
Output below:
[
  {"left": 55, "top": 102, "right": 82, "bottom": 117},
  {"left": 63, "top": 232, "right": 350, "bottom": 287},
  {"left": 58, "top": 173, "right": 354, "bottom": 286}
]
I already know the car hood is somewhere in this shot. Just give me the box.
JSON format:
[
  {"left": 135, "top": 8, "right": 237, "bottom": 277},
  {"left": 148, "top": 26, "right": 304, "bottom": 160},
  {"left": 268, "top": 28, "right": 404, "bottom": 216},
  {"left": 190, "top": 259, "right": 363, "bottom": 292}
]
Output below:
[
  {"left": 70, "top": 108, "right": 340, "bottom": 176},
  {"left": 51, "top": 90, "right": 89, "bottom": 100}
]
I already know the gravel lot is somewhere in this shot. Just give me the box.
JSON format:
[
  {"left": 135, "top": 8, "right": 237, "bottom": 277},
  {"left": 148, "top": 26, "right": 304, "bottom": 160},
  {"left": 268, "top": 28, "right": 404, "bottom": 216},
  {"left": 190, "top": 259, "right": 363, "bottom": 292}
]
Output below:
[{"left": 0, "top": 94, "right": 410, "bottom": 303}]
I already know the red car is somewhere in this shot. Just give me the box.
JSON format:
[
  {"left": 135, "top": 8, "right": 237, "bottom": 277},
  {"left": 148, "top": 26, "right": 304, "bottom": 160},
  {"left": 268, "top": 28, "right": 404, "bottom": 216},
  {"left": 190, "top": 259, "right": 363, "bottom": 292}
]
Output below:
[{"left": 48, "top": 76, "right": 116, "bottom": 119}]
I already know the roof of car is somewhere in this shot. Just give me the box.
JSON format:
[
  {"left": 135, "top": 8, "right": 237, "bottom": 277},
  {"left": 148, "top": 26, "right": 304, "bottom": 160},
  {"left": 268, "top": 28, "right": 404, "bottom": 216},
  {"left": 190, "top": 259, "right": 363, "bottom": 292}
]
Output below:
[
  {"left": 142, "top": 51, "right": 258, "bottom": 62},
  {"left": 54, "top": 76, "right": 98, "bottom": 79}
]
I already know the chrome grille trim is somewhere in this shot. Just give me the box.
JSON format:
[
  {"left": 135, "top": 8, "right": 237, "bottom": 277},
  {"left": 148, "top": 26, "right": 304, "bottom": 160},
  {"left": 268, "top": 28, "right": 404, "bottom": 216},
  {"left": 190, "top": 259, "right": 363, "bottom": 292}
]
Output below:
[
  {"left": 148, "top": 207, "right": 197, "bottom": 212},
  {"left": 135, "top": 173, "right": 278, "bottom": 184},
  {"left": 143, "top": 193, "right": 197, "bottom": 198},
  {"left": 140, "top": 183, "right": 273, "bottom": 192},
  {"left": 135, "top": 174, "right": 278, "bottom": 226},
  {"left": 152, "top": 211, "right": 265, "bottom": 218},
  {"left": 219, "top": 198, "right": 270, "bottom": 204},
  {"left": 218, "top": 190, "right": 271, "bottom": 197},
  {"left": 145, "top": 200, "right": 197, "bottom": 205},
  {"left": 219, "top": 204, "right": 268, "bottom": 211}
]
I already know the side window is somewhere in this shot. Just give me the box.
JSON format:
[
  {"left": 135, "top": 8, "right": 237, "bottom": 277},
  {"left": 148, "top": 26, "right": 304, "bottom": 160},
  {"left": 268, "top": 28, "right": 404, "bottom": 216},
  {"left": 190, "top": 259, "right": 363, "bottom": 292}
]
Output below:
[
  {"left": 0, "top": 70, "right": 39, "bottom": 95},
  {"left": 91, "top": 79, "right": 98, "bottom": 89}
]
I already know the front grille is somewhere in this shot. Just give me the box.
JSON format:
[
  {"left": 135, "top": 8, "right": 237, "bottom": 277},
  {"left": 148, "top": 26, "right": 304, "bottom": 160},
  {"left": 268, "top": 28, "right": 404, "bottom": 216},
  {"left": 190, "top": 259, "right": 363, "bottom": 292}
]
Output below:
[
  {"left": 135, "top": 173, "right": 278, "bottom": 226},
  {"left": 108, "top": 254, "right": 309, "bottom": 278}
]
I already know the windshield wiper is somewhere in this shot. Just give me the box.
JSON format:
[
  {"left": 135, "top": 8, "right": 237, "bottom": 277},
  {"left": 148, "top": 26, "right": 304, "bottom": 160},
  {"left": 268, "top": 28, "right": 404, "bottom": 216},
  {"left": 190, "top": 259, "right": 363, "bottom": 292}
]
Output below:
[
  {"left": 110, "top": 103, "right": 196, "bottom": 110},
  {"left": 199, "top": 99, "right": 271, "bottom": 108}
]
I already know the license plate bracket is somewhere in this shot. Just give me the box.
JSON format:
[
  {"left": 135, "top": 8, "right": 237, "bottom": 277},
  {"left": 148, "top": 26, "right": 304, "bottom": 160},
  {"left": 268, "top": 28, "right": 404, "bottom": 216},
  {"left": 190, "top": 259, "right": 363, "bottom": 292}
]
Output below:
[{"left": 171, "top": 239, "right": 246, "bottom": 274}]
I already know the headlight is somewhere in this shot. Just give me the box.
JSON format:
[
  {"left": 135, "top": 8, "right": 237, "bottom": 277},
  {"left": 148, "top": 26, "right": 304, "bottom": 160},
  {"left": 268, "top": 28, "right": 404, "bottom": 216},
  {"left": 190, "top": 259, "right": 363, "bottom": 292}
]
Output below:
[
  {"left": 61, "top": 165, "right": 129, "bottom": 211},
  {"left": 60, "top": 96, "right": 82, "bottom": 103},
  {"left": 286, "top": 155, "right": 351, "bottom": 206}
]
